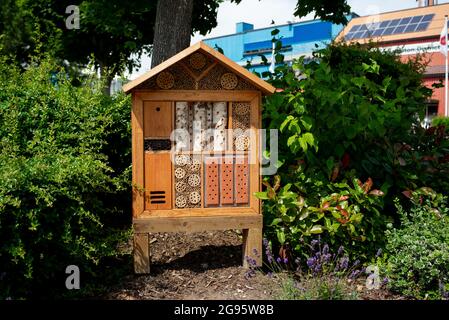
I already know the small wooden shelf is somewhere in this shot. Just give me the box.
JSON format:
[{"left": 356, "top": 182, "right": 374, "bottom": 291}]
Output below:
[{"left": 134, "top": 210, "right": 261, "bottom": 233}]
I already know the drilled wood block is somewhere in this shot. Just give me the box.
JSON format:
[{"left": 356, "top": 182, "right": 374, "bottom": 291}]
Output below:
[
  {"left": 204, "top": 157, "right": 219, "bottom": 206},
  {"left": 220, "top": 156, "right": 234, "bottom": 205},
  {"left": 235, "top": 156, "right": 249, "bottom": 205}
]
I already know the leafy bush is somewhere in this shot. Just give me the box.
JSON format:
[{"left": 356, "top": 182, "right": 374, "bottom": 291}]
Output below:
[
  {"left": 258, "top": 41, "right": 446, "bottom": 259},
  {"left": 386, "top": 197, "right": 449, "bottom": 299},
  {"left": 259, "top": 175, "right": 386, "bottom": 259},
  {"left": 432, "top": 116, "right": 449, "bottom": 129},
  {"left": 0, "top": 58, "right": 131, "bottom": 298}
]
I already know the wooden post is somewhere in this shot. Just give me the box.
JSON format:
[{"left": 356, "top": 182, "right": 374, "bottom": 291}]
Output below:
[
  {"left": 134, "top": 233, "right": 150, "bottom": 274},
  {"left": 242, "top": 228, "right": 262, "bottom": 268}
]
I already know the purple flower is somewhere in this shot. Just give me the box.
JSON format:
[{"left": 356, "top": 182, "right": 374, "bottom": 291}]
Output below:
[
  {"left": 339, "top": 256, "right": 349, "bottom": 270},
  {"left": 306, "top": 257, "right": 316, "bottom": 268},
  {"left": 322, "top": 244, "right": 329, "bottom": 255},
  {"left": 246, "top": 256, "right": 257, "bottom": 267},
  {"left": 253, "top": 248, "right": 259, "bottom": 256},
  {"left": 276, "top": 257, "right": 282, "bottom": 263},
  {"left": 352, "top": 260, "right": 360, "bottom": 267},
  {"left": 323, "top": 253, "right": 332, "bottom": 263},
  {"left": 311, "top": 239, "right": 319, "bottom": 248},
  {"left": 349, "top": 270, "right": 360, "bottom": 279},
  {"left": 245, "top": 269, "right": 256, "bottom": 279},
  {"left": 382, "top": 277, "right": 389, "bottom": 285},
  {"left": 263, "top": 238, "right": 269, "bottom": 247},
  {"left": 263, "top": 239, "right": 274, "bottom": 263},
  {"left": 337, "top": 246, "right": 344, "bottom": 255},
  {"left": 283, "top": 258, "right": 288, "bottom": 264},
  {"left": 376, "top": 249, "right": 382, "bottom": 258}
]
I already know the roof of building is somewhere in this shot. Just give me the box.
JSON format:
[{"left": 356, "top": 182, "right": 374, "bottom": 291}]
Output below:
[
  {"left": 205, "top": 13, "right": 359, "bottom": 41},
  {"left": 336, "top": 3, "right": 449, "bottom": 43},
  {"left": 123, "top": 41, "right": 276, "bottom": 94}
]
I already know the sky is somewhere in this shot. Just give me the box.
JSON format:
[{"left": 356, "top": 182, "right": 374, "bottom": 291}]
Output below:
[{"left": 130, "top": 0, "right": 449, "bottom": 78}]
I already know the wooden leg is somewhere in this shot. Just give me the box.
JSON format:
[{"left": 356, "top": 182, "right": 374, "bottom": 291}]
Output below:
[
  {"left": 242, "top": 228, "right": 262, "bottom": 268},
  {"left": 134, "top": 233, "right": 150, "bottom": 274}
]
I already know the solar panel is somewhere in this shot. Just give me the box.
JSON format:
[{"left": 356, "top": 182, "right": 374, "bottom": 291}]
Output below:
[
  {"left": 382, "top": 27, "right": 396, "bottom": 36},
  {"left": 345, "top": 33, "right": 355, "bottom": 40},
  {"left": 404, "top": 23, "right": 418, "bottom": 33},
  {"left": 395, "top": 25, "right": 407, "bottom": 33},
  {"left": 410, "top": 15, "right": 423, "bottom": 23},
  {"left": 346, "top": 13, "right": 435, "bottom": 40},
  {"left": 415, "top": 22, "right": 430, "bottom": 32},
  {"left": 421, "top": 14, "right": 434, "bottom": 22},
  {"left": 349, "top": 25, "right": 361, "bottom": 33},
  {"left": 372, "top": 29, "right": 384, "bottom": 37},
  {"left": 389, "top": 19, "right": 401, "bottom": 27},
  {"left": 399, "top": 17, "right": 412, "bottom": 25}
]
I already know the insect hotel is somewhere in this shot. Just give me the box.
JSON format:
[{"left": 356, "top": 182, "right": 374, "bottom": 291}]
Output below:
[{"left": 123, "top": 42, "right": 275, "bottom": 273}]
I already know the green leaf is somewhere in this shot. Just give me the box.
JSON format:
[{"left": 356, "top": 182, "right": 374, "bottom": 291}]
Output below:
[
  {"left": 276, "top": 229, "right": 286, "bottom": 244},
  {"left": 254, "top": 192, "right": 269, "bottom": 200},
  {"left": 302, "top": 132, "right": 315, "bottom": 146},
  {"left": 270, "top": 218, "right": 282, "bottom": 226},
  {"left": 310, "top": 225, "right": 324, "bottom": 234},
  {"left": 287, "top": 135, "right": 297, "bottom": 147},
  {"left": 280, "top": 115, "right": 294, "bottom": 132},
  {"left": 300, "top": 116, "right": 313, "bottom": 130}
]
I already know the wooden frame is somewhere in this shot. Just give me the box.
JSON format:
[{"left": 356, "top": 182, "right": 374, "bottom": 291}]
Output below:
[{"left": 128, "top": 43, "right": 274, "bottom": 274}]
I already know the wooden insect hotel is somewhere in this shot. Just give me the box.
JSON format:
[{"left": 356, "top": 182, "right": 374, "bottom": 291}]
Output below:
[{"left": 123, "top": 42, "right": 275, "bottom": 273}]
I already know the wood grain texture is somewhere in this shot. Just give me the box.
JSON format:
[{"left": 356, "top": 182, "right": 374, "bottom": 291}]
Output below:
[
  {"left": 249, "top": 95, "right": 261, "bottom": 214},
  {"left": 139, "top": 207, "right": 258, "bottom": 217},
  {"left": 133, "top": 213, "right": 262, "bottom": 233},
  {"left": 144, "top": 101, "right": 173, "bottom": 138},
  {"left": 132, "top": 94, "right": 145, "bottom": 218},
  {"left": 134, "top": 233, "right": 150, "bottom": 274},
  {"left": 242, "top": 228, "right": 262, "bottom": 268},
  {"left": 144, "top": 152, "right": 172, "bottom": 210},
  {"left": 135, "top": 90, "right": 259, "bottom": 102}
]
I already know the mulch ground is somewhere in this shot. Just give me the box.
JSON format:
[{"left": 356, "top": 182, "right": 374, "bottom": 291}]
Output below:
[
  {"left": 100, "top": 230, "right": 402, "bottom": 300},
  {"left": 102, "top": 230, "right": 278, "bottom": 300}
]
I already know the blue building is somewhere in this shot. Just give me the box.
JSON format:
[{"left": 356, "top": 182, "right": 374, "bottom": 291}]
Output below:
[{"left": 204, "top": 15, "right": 357, "bottom": 74}]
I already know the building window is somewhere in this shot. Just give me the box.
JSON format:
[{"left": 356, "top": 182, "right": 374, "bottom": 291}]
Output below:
[{"left": 423, "top": 101, "right": 438, "bottom": 128}]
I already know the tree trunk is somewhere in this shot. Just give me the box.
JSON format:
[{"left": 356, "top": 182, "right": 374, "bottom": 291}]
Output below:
[
  {"left": 98, "top": 61, "right": 113, "bottom": 96},
  {"left": 151, "top": 0, "right": 194, "bottom": 68}
]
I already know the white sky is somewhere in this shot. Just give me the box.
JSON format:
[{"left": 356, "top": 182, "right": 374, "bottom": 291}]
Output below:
[{"left": 130, "top": 0, "right": 449, "bottom": 78}]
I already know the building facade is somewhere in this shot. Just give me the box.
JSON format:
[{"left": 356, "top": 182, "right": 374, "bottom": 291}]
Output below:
[
  {"left": 204, "top": 16, "right": 356, "bottom": 75},
  {"left": 337, "top": 1, "right": 449, "bottom": 120}
]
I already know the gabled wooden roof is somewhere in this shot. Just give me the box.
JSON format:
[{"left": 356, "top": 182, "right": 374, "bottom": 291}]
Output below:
[{"left": 123, "top": 41, "right": 276, "bottom": 95}]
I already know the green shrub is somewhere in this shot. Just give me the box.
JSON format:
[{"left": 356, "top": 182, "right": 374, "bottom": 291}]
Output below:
[
  {"left": 386, "top": 198, "right": 449, "bottom": 299},
  {"left": 259, "top": 42, "right": 439, "bottom": 259},
  {"left": 0, "top": 58, "right": 131, "bottom": 298},
  {"left": 432, "top": 116, "right": 449, "bottom": 129}
]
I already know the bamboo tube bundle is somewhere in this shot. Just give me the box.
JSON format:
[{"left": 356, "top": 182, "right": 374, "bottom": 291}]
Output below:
[{"left": 212, "top": 102, "right": 227, "bottom": 151}]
